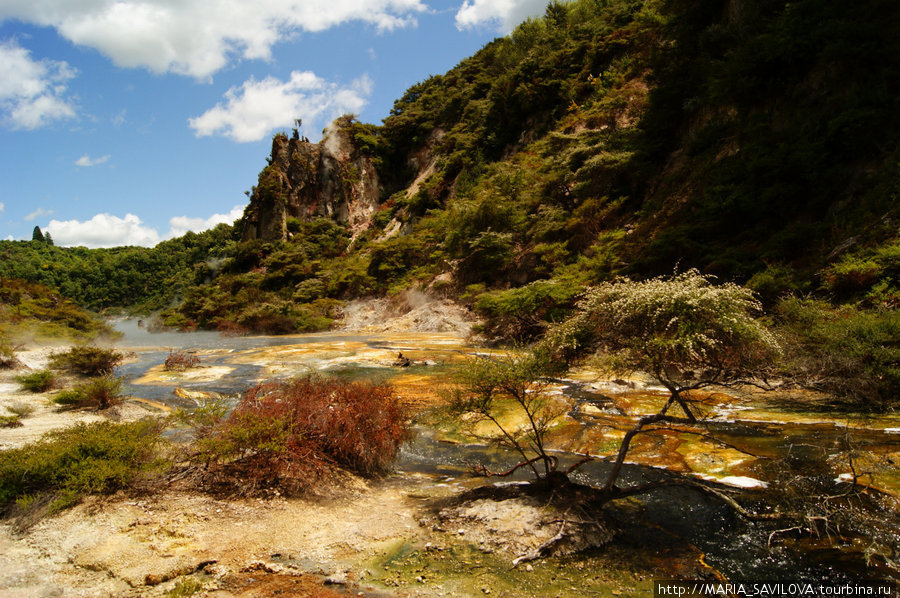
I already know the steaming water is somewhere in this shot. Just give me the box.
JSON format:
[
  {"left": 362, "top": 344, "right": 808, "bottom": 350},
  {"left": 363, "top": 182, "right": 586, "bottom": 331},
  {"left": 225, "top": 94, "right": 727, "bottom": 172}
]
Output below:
[{"left": 108, "top": 320, "right": 897, "bottom": 585}]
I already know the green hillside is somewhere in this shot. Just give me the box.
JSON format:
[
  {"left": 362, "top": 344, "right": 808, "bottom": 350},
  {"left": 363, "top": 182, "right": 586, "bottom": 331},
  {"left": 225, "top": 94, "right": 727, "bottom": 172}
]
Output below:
[
  {"left": 167, "top": 0, "right": 898, "bottom": 337},
  {"left": 0, "top": 224, "right": 235, "bottom": 314},
  {"left": 0, "top": 277, "right": 115, "bottom": 342},
  {"left": 2, "top": 0, "right": 898, "bottom": 341}
]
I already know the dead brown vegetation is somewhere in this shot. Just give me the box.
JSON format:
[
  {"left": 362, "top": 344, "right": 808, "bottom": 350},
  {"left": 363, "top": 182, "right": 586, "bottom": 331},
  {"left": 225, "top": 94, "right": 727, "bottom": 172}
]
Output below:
[{"left": 182, "top": 377, "right": 409, "bottom": 497}]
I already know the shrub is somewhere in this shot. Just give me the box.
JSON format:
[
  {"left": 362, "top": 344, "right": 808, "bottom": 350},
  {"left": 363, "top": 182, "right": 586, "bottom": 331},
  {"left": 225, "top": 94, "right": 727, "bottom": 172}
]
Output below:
[
  {"left": 0, "top": 415, "right": 22, "bottom": 428},
  {"left": 7, "top": 402, "right": 33, "bottom": 417},
  {"left": 447, "top": 350, "right": 567, "bottom": 483},
  {"left": 185, "top": 377, "right": 409, "bottom": 496},
  {"left": 52, "top": 376, "right": 125, "bottom": 410},
  {"left": 2, "top": 402, "right": 34, "bottom": 428},
  {"left": 775, "top": 298, "right": 900, "bottom": 410},
  {"left": 472, "top": 279, "right": 581, "bottom": 343},
  {"left": 15, "top": 369, "right": 55, "bottom": 392},
  {"left": 541, "top": 270, "right": 780, "bottom": 384},
  {"left": 164, "top": 351, "right": 201, "bottom": 371},
  {"left": 49, "top": 346, "right": 123, "bottom": 376},
  {"left": 0, "top": 420, "right": 169, "bottom": 517},
  {"left": 0, "top": 341, "right": 21, "bottom": 369}
]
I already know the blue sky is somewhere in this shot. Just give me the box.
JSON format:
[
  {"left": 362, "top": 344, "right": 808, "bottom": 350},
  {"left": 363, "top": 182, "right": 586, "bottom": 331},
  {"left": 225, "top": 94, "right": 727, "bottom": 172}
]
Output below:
[{"left": 0, "top": 0, "right": 550, "bottom": 248}]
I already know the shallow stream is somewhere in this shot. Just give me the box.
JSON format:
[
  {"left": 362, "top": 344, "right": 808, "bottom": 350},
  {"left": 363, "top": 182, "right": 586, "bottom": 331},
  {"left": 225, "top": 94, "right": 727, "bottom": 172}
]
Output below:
[{"left": 110, "top": 320, "right": 900, "bottom": 588}]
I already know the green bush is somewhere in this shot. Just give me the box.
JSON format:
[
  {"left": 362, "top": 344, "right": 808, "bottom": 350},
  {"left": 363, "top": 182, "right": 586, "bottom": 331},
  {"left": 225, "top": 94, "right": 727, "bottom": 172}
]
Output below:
[
  {"left": 0, "top": 420, "right": 169, "bottom": 516},
  {"left": 775, "top": 298, "right": 900, "bottom": 410},
  {"left": 473, "top": 279, "right": 581, "bottom": 343},
  {"left": 53, "top": 376, "right": 125, "bottom": 410},
  {"left": 0, "top": 415, "right": 22, "bottom": 428},
  {"left": 49, "top": 346, "right": 123, "bottom": 376},
  {"left": 0, "top": 341, "right": 20, "bottom": 369},
  {"left": 15, "top": 369, "right": 55, "bottom": 392},
  {"left": 542, "top": 270, "right": 781, "bottom": 388}
]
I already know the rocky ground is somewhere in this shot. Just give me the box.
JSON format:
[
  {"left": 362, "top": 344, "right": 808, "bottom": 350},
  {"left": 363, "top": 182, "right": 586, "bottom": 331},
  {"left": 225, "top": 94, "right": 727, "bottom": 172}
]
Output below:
[
  {"left": 0, "top": 329, "right": 725, "bottom": 597},
  {"left": 339, "top": 290, "right": 478, "bottom": 337}
]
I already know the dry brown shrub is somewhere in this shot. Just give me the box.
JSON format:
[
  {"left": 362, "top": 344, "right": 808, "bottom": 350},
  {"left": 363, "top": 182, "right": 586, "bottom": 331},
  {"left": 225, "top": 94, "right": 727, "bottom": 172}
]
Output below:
[
  {"left": 187, "top": 377, "right": 409, "bottom": 496},
  {"left": 163, "top": 350, "right": 200, "bottom": 371}
]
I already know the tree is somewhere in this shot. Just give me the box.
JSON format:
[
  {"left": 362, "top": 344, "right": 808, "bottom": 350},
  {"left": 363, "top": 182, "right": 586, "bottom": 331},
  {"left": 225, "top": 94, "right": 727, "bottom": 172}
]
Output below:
[
  {"left": 452, "top": 270, "right": 782, "bottom": 514},
  {"left": 447, "top": 349, "right": 571, "bottom": 486},
  {"left": 32, "top": 226, "right": 44, "bottom": 243},
  {"left": 543, "top": 270, "right": 781, "bottom": 497}
]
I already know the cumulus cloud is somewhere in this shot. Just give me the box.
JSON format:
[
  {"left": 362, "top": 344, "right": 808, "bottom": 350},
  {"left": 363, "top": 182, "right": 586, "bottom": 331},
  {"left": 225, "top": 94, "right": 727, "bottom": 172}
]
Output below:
[
  {"left": 74, "top": 154, "right": 111, "bottom": 167},
  {"left": 166, "top": 204, "right": 244, "bottom": 238},
  {"left": 190, "top": 71, "right": 372, "bottom": 142},
  {"left": 46, "top": 213, "right": 161, "bottom": 248},
  {"left": 0, "top": 0, "right": 426, "bottom": 80},
  {"left": 25, "top": 207, "right": 54, "bottom": 221},
  {"left": 455, "top": 0, "right": 548, "bottom": 32},
  {"left": 0, "top": 39, "right": 77, "bottom": 129},
  {"left": 44, "top": 205, "right": 246, "bottom": 248}
]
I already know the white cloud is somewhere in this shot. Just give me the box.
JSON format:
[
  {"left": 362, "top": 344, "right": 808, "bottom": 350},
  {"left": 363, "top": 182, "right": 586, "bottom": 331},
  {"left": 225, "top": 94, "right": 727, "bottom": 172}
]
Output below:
[
  {"left": 166, "top": 204, "right": 244, "bottom": 238},
  {"left": 25, "top": 207, "right": 54, "bottom": 221},
  {"left": 0, "top": 0, "right": 426, "bottom": 80},
  {"left": 0, "top": 202, "right": 4, "bottom": 213},
  {"left": 44, "top": 205, "right": 246, "bottom": 248},
  {"left": 455, "top": 0, "right": 548, "bottom": 32},
  {"left": 46, "top": 213, "right": 161, "bottom": 248},
  {"left": 74, "top": 154, "right": 111, "bottom": 167},
  {"left": 190, "top": 71, "right": 372, "bottom": 142},
  {"left": 0, "top": 39, "right": 76, "bottom": 129}
]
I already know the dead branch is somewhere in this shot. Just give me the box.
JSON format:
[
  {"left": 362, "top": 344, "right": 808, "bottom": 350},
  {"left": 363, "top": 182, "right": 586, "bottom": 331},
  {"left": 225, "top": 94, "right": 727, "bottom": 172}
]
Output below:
[
  {"left": 564, "top": 453, "right": 595, "bottom": 475},
  {"left": 512, "top": 519, "right": 568, "bottom": 566},
  {"left": 604, "top": 477, "right": 784, "bottom": 521},
  {"left": 470, "top": 455, "right": 546, "bottom": 478}
]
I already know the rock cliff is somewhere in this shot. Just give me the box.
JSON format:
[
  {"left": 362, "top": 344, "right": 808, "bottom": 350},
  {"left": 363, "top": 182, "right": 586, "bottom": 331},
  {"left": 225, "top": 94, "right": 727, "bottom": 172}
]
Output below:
[{"left": 240, "top": 116, "right": 381, "bottom": 242}]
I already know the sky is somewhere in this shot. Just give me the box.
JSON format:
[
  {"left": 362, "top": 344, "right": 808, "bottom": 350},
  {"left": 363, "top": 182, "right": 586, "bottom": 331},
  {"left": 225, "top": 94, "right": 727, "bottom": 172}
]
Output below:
[{"left": 0, "top": 0, "right": 552, "bottom": 248}]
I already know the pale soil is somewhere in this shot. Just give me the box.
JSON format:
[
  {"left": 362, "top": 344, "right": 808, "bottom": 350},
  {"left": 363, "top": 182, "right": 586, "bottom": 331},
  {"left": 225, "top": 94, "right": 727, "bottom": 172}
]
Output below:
[
  {"left": 0, "top": 474, "right": 626, "bottom": 598},
  {"left": 0, "top": 345, "right": 164, "bottom": 450},
  {"left": 0, "top": 476, "right": 440, "bottom": 597},
  {"left": 339, "top": 290, "right": 478, "bottom": 336}
]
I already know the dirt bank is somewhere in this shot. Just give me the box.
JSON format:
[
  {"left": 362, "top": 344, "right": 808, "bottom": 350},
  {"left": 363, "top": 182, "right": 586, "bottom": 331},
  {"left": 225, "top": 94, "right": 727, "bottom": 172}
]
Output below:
[{"left": 339, "top": 290, "right": 478, "bottom": 336}]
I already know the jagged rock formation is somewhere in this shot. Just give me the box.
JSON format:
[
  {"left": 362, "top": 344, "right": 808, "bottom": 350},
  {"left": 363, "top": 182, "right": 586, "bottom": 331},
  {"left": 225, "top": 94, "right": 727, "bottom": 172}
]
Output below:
[{"left": 241, "top": 116, "right": 381, "bottom": 242}]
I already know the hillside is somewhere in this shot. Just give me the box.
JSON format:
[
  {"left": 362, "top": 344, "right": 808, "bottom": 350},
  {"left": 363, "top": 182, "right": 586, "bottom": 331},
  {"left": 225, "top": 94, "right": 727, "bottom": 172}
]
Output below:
[
  {"left": 166, "top": 0, "right": 898, "bottom": 336},
  {"left": 0, "top": 277, "right": 115, "bottom": 343},
  {"left": 2, "top": 0, "right": 898, "bottom": 339},
  {"left": 0, "top": 225, "right": 235, "bottom": 314}
]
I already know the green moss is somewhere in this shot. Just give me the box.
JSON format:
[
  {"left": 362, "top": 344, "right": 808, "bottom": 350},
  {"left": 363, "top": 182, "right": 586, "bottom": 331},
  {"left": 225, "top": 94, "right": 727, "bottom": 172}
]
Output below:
[{"left": 366, "top": 539, "right": 654, "bottom": 597}]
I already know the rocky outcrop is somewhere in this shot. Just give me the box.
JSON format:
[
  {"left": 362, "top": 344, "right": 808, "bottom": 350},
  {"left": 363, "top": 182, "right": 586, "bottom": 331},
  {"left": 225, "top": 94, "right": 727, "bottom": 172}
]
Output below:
[{"left": 241, "top": 116, "right": 381, "bottom": 242}]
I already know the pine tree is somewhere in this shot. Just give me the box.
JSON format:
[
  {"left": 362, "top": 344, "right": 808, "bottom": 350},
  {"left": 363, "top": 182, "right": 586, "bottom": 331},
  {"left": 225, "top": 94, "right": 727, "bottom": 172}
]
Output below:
[{"left": 32, "top": 226, "right": 45, "bottom": 242}]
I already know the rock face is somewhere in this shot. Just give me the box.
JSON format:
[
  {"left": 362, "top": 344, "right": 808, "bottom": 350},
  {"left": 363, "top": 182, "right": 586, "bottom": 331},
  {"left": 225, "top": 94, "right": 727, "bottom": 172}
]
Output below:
[{"left": 241, "top": 116, "right": 381, "bottom": 242}]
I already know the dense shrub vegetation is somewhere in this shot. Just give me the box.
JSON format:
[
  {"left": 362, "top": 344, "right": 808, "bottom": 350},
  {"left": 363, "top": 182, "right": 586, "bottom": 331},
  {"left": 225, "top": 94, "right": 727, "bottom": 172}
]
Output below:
[
  {"left": 140, "top": 0, "right": 897, "bottom": 341},
  {"left": 0, "top": 420, "right": 169, "bottom": 517},
  {"left": 49, "top": 346, "right": 123, "bottom": 377},
  {"left": 15, "top": 370, "right": 55, "bottom": 393},
  {"left": 0, "top": 278, "right": 114, "bottom": 342},
  {"left": 774, "top": 298, "right": 900, "bottom": 410},
  {"left": 0, "top": 224, "right": 235, "bottom": 313},
  {"left": 52, "top": 376, "right": 126, "bottom": 410},
  {"left": 182, "top": 377, "right": 408, "bottom": 496}
]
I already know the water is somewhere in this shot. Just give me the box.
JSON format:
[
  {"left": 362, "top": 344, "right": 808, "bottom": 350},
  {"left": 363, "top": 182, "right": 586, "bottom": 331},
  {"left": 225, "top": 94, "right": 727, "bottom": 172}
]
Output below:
[{"left": 107, "top": 320, "right": 899, "bottom": 585}]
